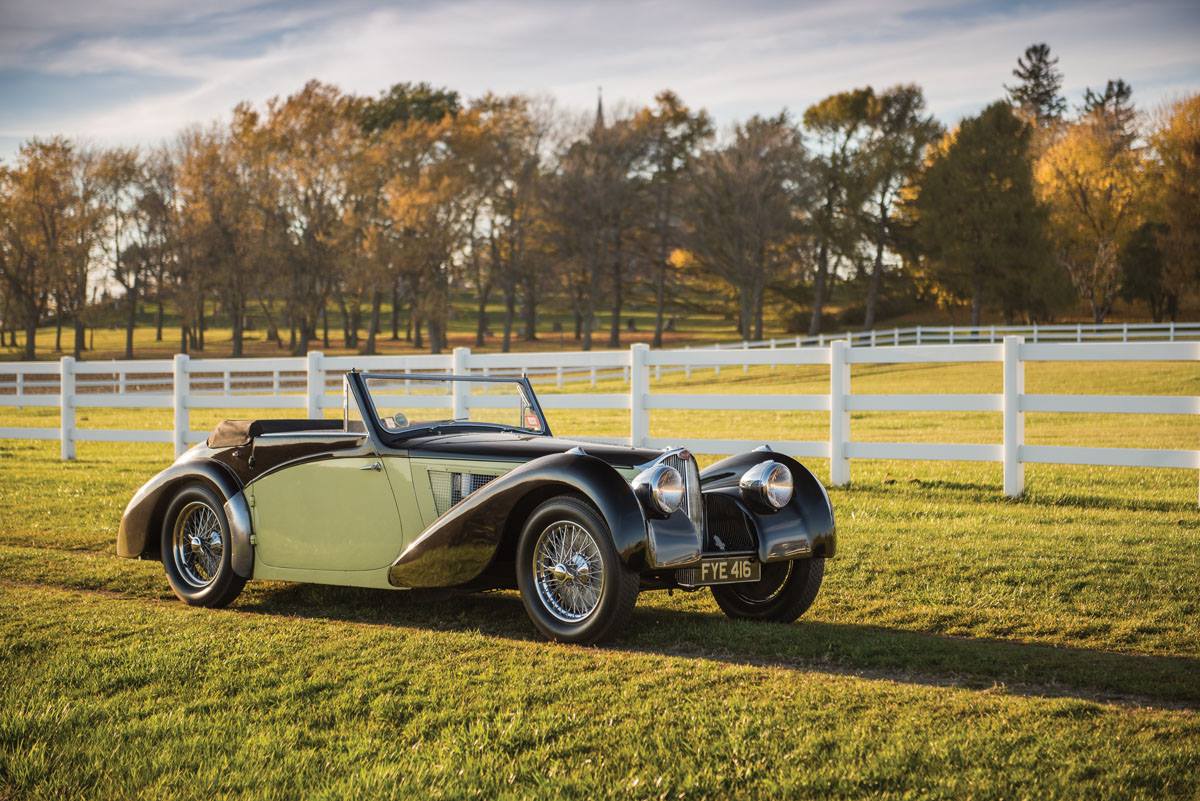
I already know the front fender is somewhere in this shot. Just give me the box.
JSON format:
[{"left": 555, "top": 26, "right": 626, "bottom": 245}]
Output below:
[
  {"left": 701, "top": 451, "right": 836, "bottom": 562},
  {"left": 116, "top": 456, "right": 254, "bottom": 578},
  {"left": 388, "top": 451, "right": 686, "bottom": 588}
]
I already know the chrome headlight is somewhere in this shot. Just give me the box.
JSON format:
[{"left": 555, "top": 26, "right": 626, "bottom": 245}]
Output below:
[
  {"left": 632, "top": 464, "right": 684, "bottom": 516},
  {"left": 740, "top": 460, "right": 793, "bottom": 510}
]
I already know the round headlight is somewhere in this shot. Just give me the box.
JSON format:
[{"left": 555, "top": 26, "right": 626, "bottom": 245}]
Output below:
[
  {"left": 740, "top": 460, "right": 794, "bottom": 510},
  {"left": 633, "top": 464, "right": 684, "bottom": 515}
]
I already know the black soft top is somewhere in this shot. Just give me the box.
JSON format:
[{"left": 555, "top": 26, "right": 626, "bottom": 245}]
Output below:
[{"left": 206, "top": 419, "right": 343, "bottom": 448}]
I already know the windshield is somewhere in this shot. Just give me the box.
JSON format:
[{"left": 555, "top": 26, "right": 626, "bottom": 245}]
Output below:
[{"left": 350, "top": 374, "right": 548, "bottom": 437}]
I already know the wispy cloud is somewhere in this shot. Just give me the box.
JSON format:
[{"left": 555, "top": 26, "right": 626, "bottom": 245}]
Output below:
[{"left": 1, "top": 0, "right": 1197, "bottom": 156}]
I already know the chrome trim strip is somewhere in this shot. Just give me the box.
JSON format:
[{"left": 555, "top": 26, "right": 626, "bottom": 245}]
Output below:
[
  {"left": 223, "top": 491, "right": 254, "bottom": 579},
  {"left": 255, "top": 431, "right": 367, "bottom": 440}
]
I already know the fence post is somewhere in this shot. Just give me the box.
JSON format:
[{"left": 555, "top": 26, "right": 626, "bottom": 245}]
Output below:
[
  {"left": 1003, "top": 336, "right": 1025, "bottom": 498},
  {"left": 916, "top": 326, "right": 922, "bottom": 345},
  {"left": 742, "top": 340, "right": 749, "bottom": 374},
  {"left": 630, "top": 343, "right": 649, "bottom": 448},
  {"left": 15, "top": 369, "right": 23, "bottom": 410},
  {"left": 172, "top": 353, "right": 188, "bottom": 458},
  {"left": 452, "top": 347, "right": 470, "bottom": 419},
  {"left": 829, "top": 340, "right": 850, "bottom": 487},
  {"left": 60, "top": 356, "right": 75, "bottom": 460},
  {"left": 306, "top": 350, "right": 324, "bottom": 419},
  {"left": 1122, "top": 322, "right": 1128, "bottom": 343}
]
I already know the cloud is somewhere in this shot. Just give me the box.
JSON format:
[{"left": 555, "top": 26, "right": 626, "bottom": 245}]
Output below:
[{"left": 0, "top": 0, "right": 1197, "bottom": 155}]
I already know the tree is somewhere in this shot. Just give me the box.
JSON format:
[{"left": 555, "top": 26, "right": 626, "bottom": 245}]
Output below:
[
  {"left": 1005, "top": 43, "right": 1066, "bottom": 128},
  {"left": 1082, "top": 79, "right": 1137, "bottom": 147},
  {"left": 857, "top": 85, "right": 942, "bottom": 329},
  {"left": 632, "top": 91, "right": 713, "bottom": 346},
  {"left": 95, "top": 147, "right": 144, "bottom": 358},
  {"left": 911, "top": 102, "right": 1057, "bottom": 325},
  {"left": 1119, "top": 222, "right": 1175, "bottom": 321},
  {"left": 1149, "top": 93, "right": 1200, "bottom": 317},
  {"left": 1037, "top": 113, "right": 1145, "bottom": 323},
  {"left": 687, "top": 114, "right": 808, "bottom": 340},
  {"left": 802, "top": 88, "right": 873, "bottom": 334}
]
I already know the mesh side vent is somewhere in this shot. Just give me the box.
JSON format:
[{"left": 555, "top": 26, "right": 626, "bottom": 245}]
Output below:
[{"left": 428, "top": 471, "right": 499, "bottom": 516}]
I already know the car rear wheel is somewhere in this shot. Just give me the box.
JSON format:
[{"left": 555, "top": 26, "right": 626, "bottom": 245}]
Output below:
[
  {"left": 711, "top": 557, "right": 824, "bottom": 623},
  {"left": 161, "top": 482, "right": 246, "bottom": 608},
  {"left": 515, "top": 495, "right": 639, "bottom": 644}
]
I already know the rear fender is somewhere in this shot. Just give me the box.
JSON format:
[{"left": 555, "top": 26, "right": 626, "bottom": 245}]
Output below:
[{"left": 117, "top": 458, "right": 254, "bottom": 578}]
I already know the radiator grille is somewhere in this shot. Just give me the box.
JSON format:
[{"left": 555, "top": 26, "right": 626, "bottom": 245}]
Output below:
[
  {"left": 703, "top": 493, "right": 757, "bottom": 552},
  {"left": 661, "top": 450, "right": 704, "bottom": 536},
  {"left": 429, "top": 471, "right": 499, "bottom": 516}
]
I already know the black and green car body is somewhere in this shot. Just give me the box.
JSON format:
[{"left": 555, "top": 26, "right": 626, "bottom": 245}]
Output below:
[{"left": 117, "top": 371, "right": 836, "bottom": 643}]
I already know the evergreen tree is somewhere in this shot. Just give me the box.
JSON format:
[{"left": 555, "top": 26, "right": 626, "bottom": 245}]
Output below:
[
  {"left": 1005, "top": 43, "right": 1067, "bottom": 127},
  {"left": 1082, "top": 79, "right": 1136, "bottom": 146},
  {"left": 911, "top": 102, "right": 1062, "bottom": 325}
]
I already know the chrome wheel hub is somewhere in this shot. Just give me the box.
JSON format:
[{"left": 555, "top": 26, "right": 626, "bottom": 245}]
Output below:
[
  {"left": 172, "top": 501, "right": 223, "bottom": 589},
  {"left": 533, "top": 521, "right": 605, "bottom": 623}
]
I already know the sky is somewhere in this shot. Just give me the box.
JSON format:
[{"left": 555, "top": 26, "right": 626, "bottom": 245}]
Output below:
[{"left": 1, "top": 0, "right": 1198, "bottom": 158}]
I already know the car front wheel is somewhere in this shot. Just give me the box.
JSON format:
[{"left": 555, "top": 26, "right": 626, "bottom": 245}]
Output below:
[
  {"left": 711, "top": 557, "right": 824, "bottom": 623},
  {"left": 161, "top": 482, "right": 246, "bottom": 608},
  {"left": 515, "top": 495, "right": 639, "bottom": 644}
]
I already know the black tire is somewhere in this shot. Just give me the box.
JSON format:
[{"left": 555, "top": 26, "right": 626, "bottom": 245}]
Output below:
[
  {"left": 515, "top": 495, "right": 639, "bottom": 644},
  {"left": 711, "top": 557, "right": 824, "bottom": 623},
  {"left": 161, "top": 482, "right": 246, "bottom": 608}
]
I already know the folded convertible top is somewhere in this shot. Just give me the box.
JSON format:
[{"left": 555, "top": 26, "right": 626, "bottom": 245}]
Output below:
[{"left": 206, "top": 419, "right": 343, "bottom": 448}]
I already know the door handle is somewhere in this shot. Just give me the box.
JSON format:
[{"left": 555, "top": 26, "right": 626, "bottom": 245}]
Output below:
[{"left": 360, "top": 462, "right": 382, "bottom": 472}]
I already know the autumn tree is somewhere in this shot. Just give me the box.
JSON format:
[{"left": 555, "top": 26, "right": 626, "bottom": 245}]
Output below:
[
  {"left": 1149, "top": 93, "right": 1200, "bottom": 317},
  {"left": 1037, "top": 109, "right": 1145, "bottom": 323}
]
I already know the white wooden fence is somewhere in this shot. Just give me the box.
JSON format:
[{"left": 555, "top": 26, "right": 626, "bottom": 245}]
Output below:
[
  {"left": 1, "top": 339, "right": 1197, "bottom": 503},
  {"left": 723, "top": 320, "right": 1200, "bottom": 350}
]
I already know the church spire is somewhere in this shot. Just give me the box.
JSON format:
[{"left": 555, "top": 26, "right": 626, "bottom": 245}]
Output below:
[{"left": 593, "top": 86, "right": 605, "bottom": 133}]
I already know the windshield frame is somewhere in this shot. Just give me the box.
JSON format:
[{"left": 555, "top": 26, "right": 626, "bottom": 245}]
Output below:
[{"left": 348, "top": 371, "right": 552, "bottom": 441}]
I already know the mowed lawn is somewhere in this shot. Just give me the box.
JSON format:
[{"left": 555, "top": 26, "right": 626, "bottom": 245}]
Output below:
[{"left": 1, "top": 360, "right": 1198, "bottom": 800}]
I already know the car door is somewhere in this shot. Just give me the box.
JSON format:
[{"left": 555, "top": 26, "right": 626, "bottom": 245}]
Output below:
[{"left": 250, "top": 455, "right": 406, "bottom": 572}]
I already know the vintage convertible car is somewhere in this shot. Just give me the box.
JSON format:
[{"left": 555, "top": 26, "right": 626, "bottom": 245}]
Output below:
[{"left": 117, "top": 371, "right": 836, "bottom": 643}]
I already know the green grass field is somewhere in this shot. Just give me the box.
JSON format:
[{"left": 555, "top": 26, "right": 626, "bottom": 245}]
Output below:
[{"left": 1, "top": 361, "right": 1198, "bottom": 799}]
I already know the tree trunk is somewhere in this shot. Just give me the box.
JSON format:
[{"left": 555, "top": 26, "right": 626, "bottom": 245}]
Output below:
[
  {"left": 970, "top": 271, "right": 983, "bottom": 328},
  {"left": 808, "top": 241, "right": 829, "bottom": 336},
  {"left": 864, "top": 205, "right": 887, "bottom": 330},
  {"left": 180, "top": 323, "right": 189, "bottom": 355},
  {"left": 125, "top": 283, "right": 137, "bottom": 359},
  {"left": 475, "top": 293, "right": 489, "bottom": 348},
  {"left": 155, "top": 297, "right": 164, "bottom": 341},
  {"left": 521, "top": 275, "right": 538, "bottom": 341},
  {"left": 363, "top": 290, "right": 382, "bottom": 355},
  {"left": 501, "top": 286, "right": 516, "bottom": 353},
  {"left": 195, "top": 296, "right": 205, "bottom": 351},
  {"left": 390, "top": 282, "right": 400, "bottom": 340},
  {"left": 23, "top": 309, "right": 36, "bottom": 360},
  {"left": 230, "top": 299, "right": 244, "bottom": 358},
  {"left": 73, "top": 318, "right": 85, "bottom": 361},
  {"left": 608, "top": 234, "right": 623, "bottom": 348},
  {"left": 321, "top": 306, "right": 330, "bottom": 349}
]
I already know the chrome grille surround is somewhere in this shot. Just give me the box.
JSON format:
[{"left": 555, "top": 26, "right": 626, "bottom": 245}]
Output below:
[{"left": 637, "top": 448, "right": 704, "bottom": 535}]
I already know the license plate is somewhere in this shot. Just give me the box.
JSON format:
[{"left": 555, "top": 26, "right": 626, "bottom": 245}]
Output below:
[{"left": 678, "top": 556, "right": 761, "bottom": 586}]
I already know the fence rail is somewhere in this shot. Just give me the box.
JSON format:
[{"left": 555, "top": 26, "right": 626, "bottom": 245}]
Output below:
[{"left": 1, "top": 338, "right": 1197, "bottom": 504}]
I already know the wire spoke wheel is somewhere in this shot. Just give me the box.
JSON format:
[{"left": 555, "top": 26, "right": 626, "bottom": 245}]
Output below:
[
  {"left": 533, "top": 520, "right": 605, "bottom": 623},
  {"left": 171, "top": 501, "right": 224, "bottom": 589}
]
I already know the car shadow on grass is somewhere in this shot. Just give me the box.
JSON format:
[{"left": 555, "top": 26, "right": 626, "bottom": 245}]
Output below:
[{"left": 235, "top": 581, "right": 1200, "bottom": 710}]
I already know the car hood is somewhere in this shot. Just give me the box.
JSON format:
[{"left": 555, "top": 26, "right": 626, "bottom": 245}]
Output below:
[{"left": 399, "top": 432, "right": 664, "bottom": 469}]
